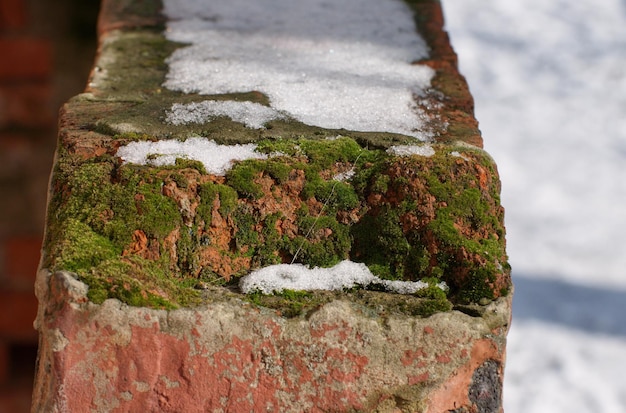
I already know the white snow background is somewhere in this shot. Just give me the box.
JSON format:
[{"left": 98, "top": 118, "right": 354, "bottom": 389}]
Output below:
[{"left": 441, "top": 0, "right": 626, "bottom": 411}]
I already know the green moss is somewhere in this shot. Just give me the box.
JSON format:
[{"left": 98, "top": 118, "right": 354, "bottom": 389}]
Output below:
[
  {"left": 264, "top": 160, "right": 292, "bottom": 183},
  {"left": 371, "top": 174, "right": 390, "bottom": 194},
  {"left": 46, "top": 6, "right": 510, "bottom": 311},
  {"left": 253, "top": 213, "right": 285, "bottom": 267},
  {"left": 59, "top": 162, "right": 117, "bottom": 230},
  {"left": 349, "top": 147, "right": 509, "bottom": 303},
  {"left": 53, "top": 219, "right": 121, "bottom": 273},
  {"left": 79, "top": 256, "right": 202, "bottom": 309},
  {"left": 99, "top": 30, "right": 183, "bottom": 99},
  {"left": 303, "top": 169, "right": 351, "bottom": 206},
  {"left": 407, "top": 297, "right": 453, "bottom": 317},
  {"left": 177, "top": 226, "right": 199, "bottom": 274},
  {"left": 246, "top": 289, "right": 320, "bottom": 318},
  {"left": 255, "top": 138, "right": 301, "bottom": 157},
  {"left": 113, "top": 131, "right": 155, "bottom": 142},
  {"left": 245, "top": 287, "right": 452, "bottom": 319},
  {"left": 351, "top": 208, "right": 410, "bottom": 280},
  {"left": 289, "top": 213, "right": 351, "bottom": 267},
  {"left": 197, "top": 182, "right": 239, "bottom": 223},
  {"left": 170, "top": 172, "right": 188, "bottom": 189},
  {"left": 232, "top": 204, "right": 260, "bottom": 251},
  {"left": 413, "top": 277, "right": 448, "bottom": 300},
  {"left": 136, "top": 183, "right": 180, "bottom": 238},
  {"left": 174, "top": 158, "right": 207, "bottom": 174},
  {"left": 46, "top": 130, "right": 506, "bottom": 311},
  {"left": 298, "top": 137, "right": 362, "bottom": 168},
  {"left": 351, "top": 150, "right": 391, "bottom": 194},
  {"left": 255, "top": 136, "right": 365, "bottom": 165},
  {"left": 226, "top": 161, "right": 264, "bottom": 199},
  {"left": 52, "top": 159, "right": 182, "bottom": 252}
]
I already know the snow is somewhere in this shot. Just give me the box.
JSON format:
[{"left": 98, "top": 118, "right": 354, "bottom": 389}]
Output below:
[
  {"left": 239, "top": 260, "right": 446, "bottom": 295},
  {"left": 161, "top": 0, "right": 435, "bottom": 138},
  {"left": 333, "top": 170, "right": 355, "bottom": 182},
  {"left": 166, "top": 100, "right": 286, "bottom": 129},
  {"left": 441, "top": 0, "right": 626, "bottom": 411},
  {"left": 387, "top": 144, "right": 435, "bottom": 157},
  {"left": 115, "top": 137, "right": 266, "bottom": 175}
]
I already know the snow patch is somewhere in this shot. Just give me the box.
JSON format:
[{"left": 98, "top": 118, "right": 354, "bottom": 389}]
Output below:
[
  {"left": 387, "top": 144, "right": 435, "bottom": 157},
  {"left": 165, "top": 100, "right": 286, "bottom": 129},
  {"left": 162, "top": 0, "right": 435, "bottom": 139},
  {"left": 333, "top": 170, "right": 356, "bottom": 182},
  {"left": 450, "top": 151, "right": 470, "bottom": 161},
  {"left": 116, "top": 137, "right": 266, "bottom": 175},
  {"left": 239, "top": 260, "right": 445, "bottom": 295}
]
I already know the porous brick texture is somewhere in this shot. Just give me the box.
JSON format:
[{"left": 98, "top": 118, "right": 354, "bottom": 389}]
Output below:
[
  {"left": 32, "top": 0, "right": 513, "bottom": 411},
  {"left": 33, "top": 271, "right": 510, "bottom": 412}
]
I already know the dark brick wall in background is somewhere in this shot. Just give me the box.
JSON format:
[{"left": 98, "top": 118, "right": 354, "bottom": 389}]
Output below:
[{"left": 0, "top": 0, "right": 99, "bottom": 410}]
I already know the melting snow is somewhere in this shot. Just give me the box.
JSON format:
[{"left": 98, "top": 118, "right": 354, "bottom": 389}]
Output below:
[
  {"left": 450, "top": 151, "right": 470, "bottom": 161},
  {"left": 162, "top": 0, "right": 434, "bottom": 138},
  {"left": 239, "top": 260, "right": 445, "bottom": 295},
  {"left": 387, "top": 144, "right": 436, "bottom": 157},
  {"left": 166, "top": 101, "right": 286, "bottom": 129},
  {"left": 333, "top": 170, "right": 356, "bottom": 182},
  {"left": 116, "top": 137, "right": 266, "bottom": 175}
]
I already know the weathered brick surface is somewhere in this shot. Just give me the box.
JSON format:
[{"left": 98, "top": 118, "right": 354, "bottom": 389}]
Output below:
[
  {"left": 33, "top": 271, "right": 510, "bottom": 412},
  {"left": 33, "top": 0, "right": 512, "bottom": 411}
]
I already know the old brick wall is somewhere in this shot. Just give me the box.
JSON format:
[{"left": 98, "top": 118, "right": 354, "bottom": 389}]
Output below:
[
  {"left": 31, "top": 0, "right": 512, "bottom": 411},
  {"left": 0, "top": 1, "right": 99, "bottom": 411}
]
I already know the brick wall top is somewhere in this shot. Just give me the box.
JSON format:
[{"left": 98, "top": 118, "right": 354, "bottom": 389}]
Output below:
[
  {"left": 33, "top": 1, "right": 512, "bottom": 411},
  {"left": 42, "top": 0, "right": 510, "bottom": 310}
]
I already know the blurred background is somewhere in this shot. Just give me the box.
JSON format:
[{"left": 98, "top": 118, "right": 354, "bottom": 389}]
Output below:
[
  {"left": 2, "top": 0, "right": 625, "bottom": 412},
  {"left": 442, "top": 0, "right": 626, "bottom": 411},
  {"left": 0, "top": 0, "right": 99, "bottom": 411}
]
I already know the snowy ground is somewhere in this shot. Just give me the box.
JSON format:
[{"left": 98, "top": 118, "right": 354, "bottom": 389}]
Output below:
[{"left": 441, "top": 0, "right": 626, "bottom": 411}]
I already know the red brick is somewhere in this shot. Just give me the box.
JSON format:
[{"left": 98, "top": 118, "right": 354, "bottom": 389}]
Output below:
[
  {"left": 0, "top": 82, "right": 54, "bottom": 128},
  {"left": 0, "top": 38, "right": 52, "bottom": 79},
  {"left": 3, "top": 236, "right": 41, "bottom": 289},
  {"left": 0, "top": 291, "right": 37, "bottom": 342},
  {"left": 0, "top": 0, "right": 27, "bottom": 30}
]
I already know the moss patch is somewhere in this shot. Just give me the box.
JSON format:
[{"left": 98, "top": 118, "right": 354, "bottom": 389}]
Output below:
[
  {"left": 245, "top": 283, "right": 452, "bottom": 319},
  {"left": 46, "top": 133, "right": 508, "bottom": 311},
  {"left": 351, "top": 146, "right": 510, "bottom": 303},
  {"left": 47, "top": 0, "right": 512, "bottom": 315}
]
